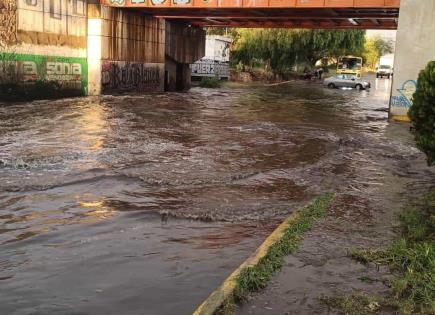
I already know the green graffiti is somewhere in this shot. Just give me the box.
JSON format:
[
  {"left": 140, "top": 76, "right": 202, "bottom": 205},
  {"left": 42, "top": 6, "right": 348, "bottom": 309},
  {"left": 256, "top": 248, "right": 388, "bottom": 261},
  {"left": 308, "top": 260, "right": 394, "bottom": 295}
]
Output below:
[{"left": 0, "top": 53, "right": 88, "bottom": 94}]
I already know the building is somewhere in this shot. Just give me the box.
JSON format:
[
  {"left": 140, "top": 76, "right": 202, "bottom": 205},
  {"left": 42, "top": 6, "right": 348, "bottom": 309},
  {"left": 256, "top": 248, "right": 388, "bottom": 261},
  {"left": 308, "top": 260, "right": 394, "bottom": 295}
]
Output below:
[{"left": 191, "top": 35, "right": 232, "bottom": 80}]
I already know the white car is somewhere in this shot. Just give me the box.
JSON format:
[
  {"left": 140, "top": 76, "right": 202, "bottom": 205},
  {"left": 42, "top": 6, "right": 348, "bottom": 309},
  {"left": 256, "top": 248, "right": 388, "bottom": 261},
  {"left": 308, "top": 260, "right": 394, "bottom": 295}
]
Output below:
[{"left": 323, "top": 74, "right": 371, "bottom": 90}]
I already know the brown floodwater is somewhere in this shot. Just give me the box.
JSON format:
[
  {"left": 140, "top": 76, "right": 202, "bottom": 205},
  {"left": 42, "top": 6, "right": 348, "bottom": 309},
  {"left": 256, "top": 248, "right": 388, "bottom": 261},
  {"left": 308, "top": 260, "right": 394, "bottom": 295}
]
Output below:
[{"left": 0, "top": 77, "right": 419, "bottom": 314}]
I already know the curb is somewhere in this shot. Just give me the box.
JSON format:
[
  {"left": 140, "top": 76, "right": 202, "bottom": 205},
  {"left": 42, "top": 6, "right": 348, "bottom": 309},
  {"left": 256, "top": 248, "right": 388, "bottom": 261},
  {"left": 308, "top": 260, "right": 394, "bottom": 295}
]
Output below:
[
  {"left": 192, "top": 210, "right": 303, "bottom": 315},
  {"left": 391, "top": 115, "right": 410, "bottom": 122}
]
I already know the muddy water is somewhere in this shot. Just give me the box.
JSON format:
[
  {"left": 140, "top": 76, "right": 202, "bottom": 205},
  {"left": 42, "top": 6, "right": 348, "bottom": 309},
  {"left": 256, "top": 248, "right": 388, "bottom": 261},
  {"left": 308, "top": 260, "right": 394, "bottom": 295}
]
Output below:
[{"left": 0, "top": 78, "right": 412, "bottom": 314}]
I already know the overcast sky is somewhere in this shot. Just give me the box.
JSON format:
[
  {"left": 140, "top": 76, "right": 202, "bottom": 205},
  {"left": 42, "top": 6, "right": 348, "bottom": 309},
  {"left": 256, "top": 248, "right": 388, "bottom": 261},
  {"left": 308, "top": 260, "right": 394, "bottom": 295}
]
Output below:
[{"left": 366, "top": 30, "right": 397, "bottom": 41}]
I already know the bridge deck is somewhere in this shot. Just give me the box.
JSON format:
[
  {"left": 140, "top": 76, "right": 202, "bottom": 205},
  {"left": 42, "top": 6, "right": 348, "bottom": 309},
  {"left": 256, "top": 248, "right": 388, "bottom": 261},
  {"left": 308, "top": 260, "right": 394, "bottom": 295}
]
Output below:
[{"left": 101, "top": 0, "right": 400, "bottom": 29}]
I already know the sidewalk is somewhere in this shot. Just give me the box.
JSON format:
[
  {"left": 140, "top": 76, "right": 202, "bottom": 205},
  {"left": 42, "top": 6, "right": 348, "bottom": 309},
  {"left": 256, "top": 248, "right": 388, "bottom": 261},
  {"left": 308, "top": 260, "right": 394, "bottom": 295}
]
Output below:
[{"left": 237, "top": 127, "right": 435, "bottom": 315}]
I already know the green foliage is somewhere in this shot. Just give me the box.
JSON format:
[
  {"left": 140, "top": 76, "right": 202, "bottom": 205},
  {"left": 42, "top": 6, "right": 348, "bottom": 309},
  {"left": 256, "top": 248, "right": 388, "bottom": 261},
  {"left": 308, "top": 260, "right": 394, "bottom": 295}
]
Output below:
[
  {"left": 348, "top": 190, "right": 435, "bottom": 315},
  {"left": 214, "top": 297, "right": 235, "bottom": 315},
  {"left": 363, "top": 35, "right": 394, "bottom": 70},
  {"left": 231, "top": 29, "right": 365, "bottom": 74},
  {"left": 214, "top": 194, "right": 335, "bottom": 314},
  {"left": 205, "top": 27, "right": 235, "bottom": 37},
  {"left": 233, "top": 194, "right": 335, "bottom": 300},
  {"left": 199, "top": 76, "right": 222, "bottom": 88},
  {"left": 320, "top": 294, "right": 387, "bottom": 315},
  {"left": 409, "top": 61, "right": 435, "bottom": 166}
]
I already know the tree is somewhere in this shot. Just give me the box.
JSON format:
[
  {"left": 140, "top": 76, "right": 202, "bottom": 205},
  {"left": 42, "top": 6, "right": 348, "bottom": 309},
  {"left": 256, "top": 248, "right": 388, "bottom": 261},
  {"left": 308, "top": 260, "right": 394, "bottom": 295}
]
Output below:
[
  {"left": 205, "top": 27, "right": 232, "bottom": 36},
  {"left": 408, "top": 61, "right": 435, "bottom": 166},
  {"left": 363, "top": 35, "right": 394, "bottom": 70},
  {"left": 230, "top": 29, "right": 365, "bottom": 74}
]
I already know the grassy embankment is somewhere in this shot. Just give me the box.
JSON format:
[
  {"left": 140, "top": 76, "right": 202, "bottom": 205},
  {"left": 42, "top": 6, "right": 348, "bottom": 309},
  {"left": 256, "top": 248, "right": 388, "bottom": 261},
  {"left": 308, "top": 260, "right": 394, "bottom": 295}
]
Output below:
[
  {"left": 324, "top": 190, "right": 435, "bottom": 315},
  {"left": 216, "top": 193, "right": 335, "bottom": 314}
]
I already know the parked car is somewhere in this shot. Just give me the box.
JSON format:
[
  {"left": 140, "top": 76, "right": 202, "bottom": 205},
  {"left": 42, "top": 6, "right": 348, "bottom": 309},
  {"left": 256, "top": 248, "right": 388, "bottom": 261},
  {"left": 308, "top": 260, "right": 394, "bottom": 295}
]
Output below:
[
  {"left": 323, "top": 74, "right": 371, "bottom": 90},
  {"left": 376, "top": 65, "right": 393, "bottom": 79}
]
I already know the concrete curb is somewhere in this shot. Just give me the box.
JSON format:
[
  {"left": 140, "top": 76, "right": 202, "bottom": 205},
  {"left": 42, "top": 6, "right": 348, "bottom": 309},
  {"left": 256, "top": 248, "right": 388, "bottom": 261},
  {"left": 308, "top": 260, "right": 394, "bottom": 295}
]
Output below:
[
  {"left": 392, "top": 115, "right": 410, "bottom": 122},
  {"left": 192, "top": 210, "right": 302, "bottom": 315}
]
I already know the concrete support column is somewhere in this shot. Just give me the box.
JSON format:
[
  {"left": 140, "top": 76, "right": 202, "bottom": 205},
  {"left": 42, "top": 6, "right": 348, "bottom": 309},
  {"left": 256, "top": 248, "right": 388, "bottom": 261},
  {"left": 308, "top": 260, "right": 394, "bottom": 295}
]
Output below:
[
  {"left": 390, "top": 0, "right": 435, "bottom": 121},
  {"left": 165, "top": 57, "right": 192, "bottom": 92},
  {"left": 165, "top": 21, "right": 205, "bottom": 92},
  {"left": 177, "top": 64, "right": 192, "bottom": 91},
  {"left": 87, "top": 5, "right": 103, "bottom": 96},
  {"left": 86, "top": 3, "right": 166, "bottom": 95}
]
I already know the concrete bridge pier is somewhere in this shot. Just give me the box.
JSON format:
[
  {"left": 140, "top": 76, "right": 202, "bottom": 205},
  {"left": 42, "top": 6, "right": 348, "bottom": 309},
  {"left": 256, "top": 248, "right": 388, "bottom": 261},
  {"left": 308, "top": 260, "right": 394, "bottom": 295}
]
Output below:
[
  {"left": 390, "top": 0, "right": 435, "bottom": 121},
  {"left": 165, "top": 21, "right": 205, "bottom": 92},
  {"left": 87, "top": 2, "right": 204, "bottom": 95}
]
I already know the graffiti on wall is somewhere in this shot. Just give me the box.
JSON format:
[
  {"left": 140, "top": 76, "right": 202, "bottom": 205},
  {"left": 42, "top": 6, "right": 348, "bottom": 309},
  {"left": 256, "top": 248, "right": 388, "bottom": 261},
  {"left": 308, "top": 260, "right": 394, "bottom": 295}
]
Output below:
[
  {"left": 191, "top": 59, "right": 229, "bottom": 78},
  {"left": 101, "top": 61, "right": 163, "bottom": 92},
  {"left": 0, "top": 53, "right": 88, "bottom": 93},
  {"left": 391, "top": 80, "right": 417, "bottom": 108}
]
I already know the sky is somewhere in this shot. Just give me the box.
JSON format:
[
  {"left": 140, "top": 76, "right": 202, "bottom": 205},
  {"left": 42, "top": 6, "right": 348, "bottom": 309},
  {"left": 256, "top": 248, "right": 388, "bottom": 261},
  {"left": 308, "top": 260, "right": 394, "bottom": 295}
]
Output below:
[{"left": 366, "top": 30, "right": 397, "bottom": 42}]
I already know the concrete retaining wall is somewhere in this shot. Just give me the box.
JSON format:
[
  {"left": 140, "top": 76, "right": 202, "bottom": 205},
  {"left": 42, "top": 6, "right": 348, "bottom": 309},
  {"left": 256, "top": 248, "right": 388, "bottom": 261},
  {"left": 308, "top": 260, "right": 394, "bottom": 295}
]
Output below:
[
  {"left": 0, "top": 0, "right": 88, "bottom": 95},
  {"left": 0, "top": 1, "right": 205, "bottom": 96},
  {"left": 87, "top": 4, "right": 166, "bottom": 94}
]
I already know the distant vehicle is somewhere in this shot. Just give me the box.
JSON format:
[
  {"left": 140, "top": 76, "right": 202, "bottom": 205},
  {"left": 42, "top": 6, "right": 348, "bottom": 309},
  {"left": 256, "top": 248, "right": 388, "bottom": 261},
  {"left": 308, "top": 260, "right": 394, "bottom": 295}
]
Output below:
[
  {"left": 376, "top": 65, "right": 393, "bottom": 79},
  {"left": 323, "top": 74, "right": 371, "bottom": 90},
  {"left": 337, "top": 56, "right": 363, "bottom": 78}
]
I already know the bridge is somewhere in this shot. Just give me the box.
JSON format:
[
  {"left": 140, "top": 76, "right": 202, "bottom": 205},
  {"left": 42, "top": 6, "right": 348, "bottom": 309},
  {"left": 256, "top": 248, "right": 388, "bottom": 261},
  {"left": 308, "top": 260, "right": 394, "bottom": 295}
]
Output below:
[
  {"left": 0, "top": 0, "right": 434, "bottom": 121},
  {"left": 101, "top": 0, "right": 400, "bottom": 29}
]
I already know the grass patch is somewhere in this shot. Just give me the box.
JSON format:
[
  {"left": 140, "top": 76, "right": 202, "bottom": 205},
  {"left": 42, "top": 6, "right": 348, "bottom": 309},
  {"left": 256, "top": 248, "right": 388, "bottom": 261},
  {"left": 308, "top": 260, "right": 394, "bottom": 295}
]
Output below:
[
  {"left": 215, "top": 193, "right": 335, "bottom": 314},
  {"left": 199, "top": 76, "right": 222, "bottom": 88},
  {"left": 346, "top": 190, "right": 435, "bottom": 315},
  {"left": 358, "top": 276, "right": 379, "bottom": 284},
  {"left": 321, "top": 293, "right": 395, "bottom": 315}
]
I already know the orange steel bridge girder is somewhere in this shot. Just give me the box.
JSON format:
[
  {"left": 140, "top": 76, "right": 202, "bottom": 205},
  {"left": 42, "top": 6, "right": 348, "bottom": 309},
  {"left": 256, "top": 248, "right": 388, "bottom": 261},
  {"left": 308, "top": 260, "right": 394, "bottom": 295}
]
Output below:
[
  {"left": 100, "top": 0, "right": 400, "bottom": 29},
  {"left": 100, "top": 0, "right": 400, "bottom": 9}
]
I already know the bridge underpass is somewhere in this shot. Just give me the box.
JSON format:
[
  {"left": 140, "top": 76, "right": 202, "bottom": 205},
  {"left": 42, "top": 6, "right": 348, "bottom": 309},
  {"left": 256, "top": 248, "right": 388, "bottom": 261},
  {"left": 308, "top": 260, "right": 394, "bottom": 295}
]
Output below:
[
  {"left": 0, "top": 2, "right": 434, "bottom": 313},
  {"left": 91, "top": 0, "right": 400, "bottom": 97},
  {"left": 0, "top": 0, "right": 433, "bottom": 120},
  {"left": 101, "top": 0, "right": 400, "bottom": 29},
  {"left": 100, "top": 0, "right": 435, "bottom": 121}
]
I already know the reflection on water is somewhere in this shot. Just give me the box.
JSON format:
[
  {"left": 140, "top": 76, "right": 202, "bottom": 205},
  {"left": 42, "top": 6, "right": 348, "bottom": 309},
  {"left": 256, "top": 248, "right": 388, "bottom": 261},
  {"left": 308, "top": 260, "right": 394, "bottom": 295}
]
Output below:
[
  {"left": 0, "top": 79, "right": 396, "bottom": 245},
  {"left": 0, "top": 77, "right": 428, "bottom": 314},
  {"left": 375, "top": 77, "right": 393, "bottom": 92}
]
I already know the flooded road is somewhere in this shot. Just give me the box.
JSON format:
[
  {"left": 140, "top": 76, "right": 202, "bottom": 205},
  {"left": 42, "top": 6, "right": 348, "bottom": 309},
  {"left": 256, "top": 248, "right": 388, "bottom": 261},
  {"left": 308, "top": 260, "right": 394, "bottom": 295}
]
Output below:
[{"left": 0, "top": 77, "right": 425, "bottom": 314}]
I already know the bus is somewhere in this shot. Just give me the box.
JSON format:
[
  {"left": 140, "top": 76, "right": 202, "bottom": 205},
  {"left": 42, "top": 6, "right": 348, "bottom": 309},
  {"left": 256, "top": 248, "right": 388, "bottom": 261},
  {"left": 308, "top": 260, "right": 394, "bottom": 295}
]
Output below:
[{"left": 337, "top": 56, "right": 363, "bottom": 78}]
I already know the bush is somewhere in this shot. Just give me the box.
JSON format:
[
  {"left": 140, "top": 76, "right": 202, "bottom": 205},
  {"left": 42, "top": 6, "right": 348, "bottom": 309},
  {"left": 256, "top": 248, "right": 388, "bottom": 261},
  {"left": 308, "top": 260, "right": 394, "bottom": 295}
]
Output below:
[
  {"left": 199, "top": 76, "right": 221, "bottom": 88},
  {"left": 409, "top": 61, "right": 435, "bottom": 166}
]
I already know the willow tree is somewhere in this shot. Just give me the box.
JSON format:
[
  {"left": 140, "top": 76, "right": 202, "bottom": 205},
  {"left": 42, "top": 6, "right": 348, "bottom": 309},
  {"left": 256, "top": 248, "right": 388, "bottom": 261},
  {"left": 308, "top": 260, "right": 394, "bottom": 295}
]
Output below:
[
  {"left": 363, "top": 35, "right": 394, "bottom": 70},
  {"left": 231, "top": 29, "right": 365, "bottom": 74}
]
